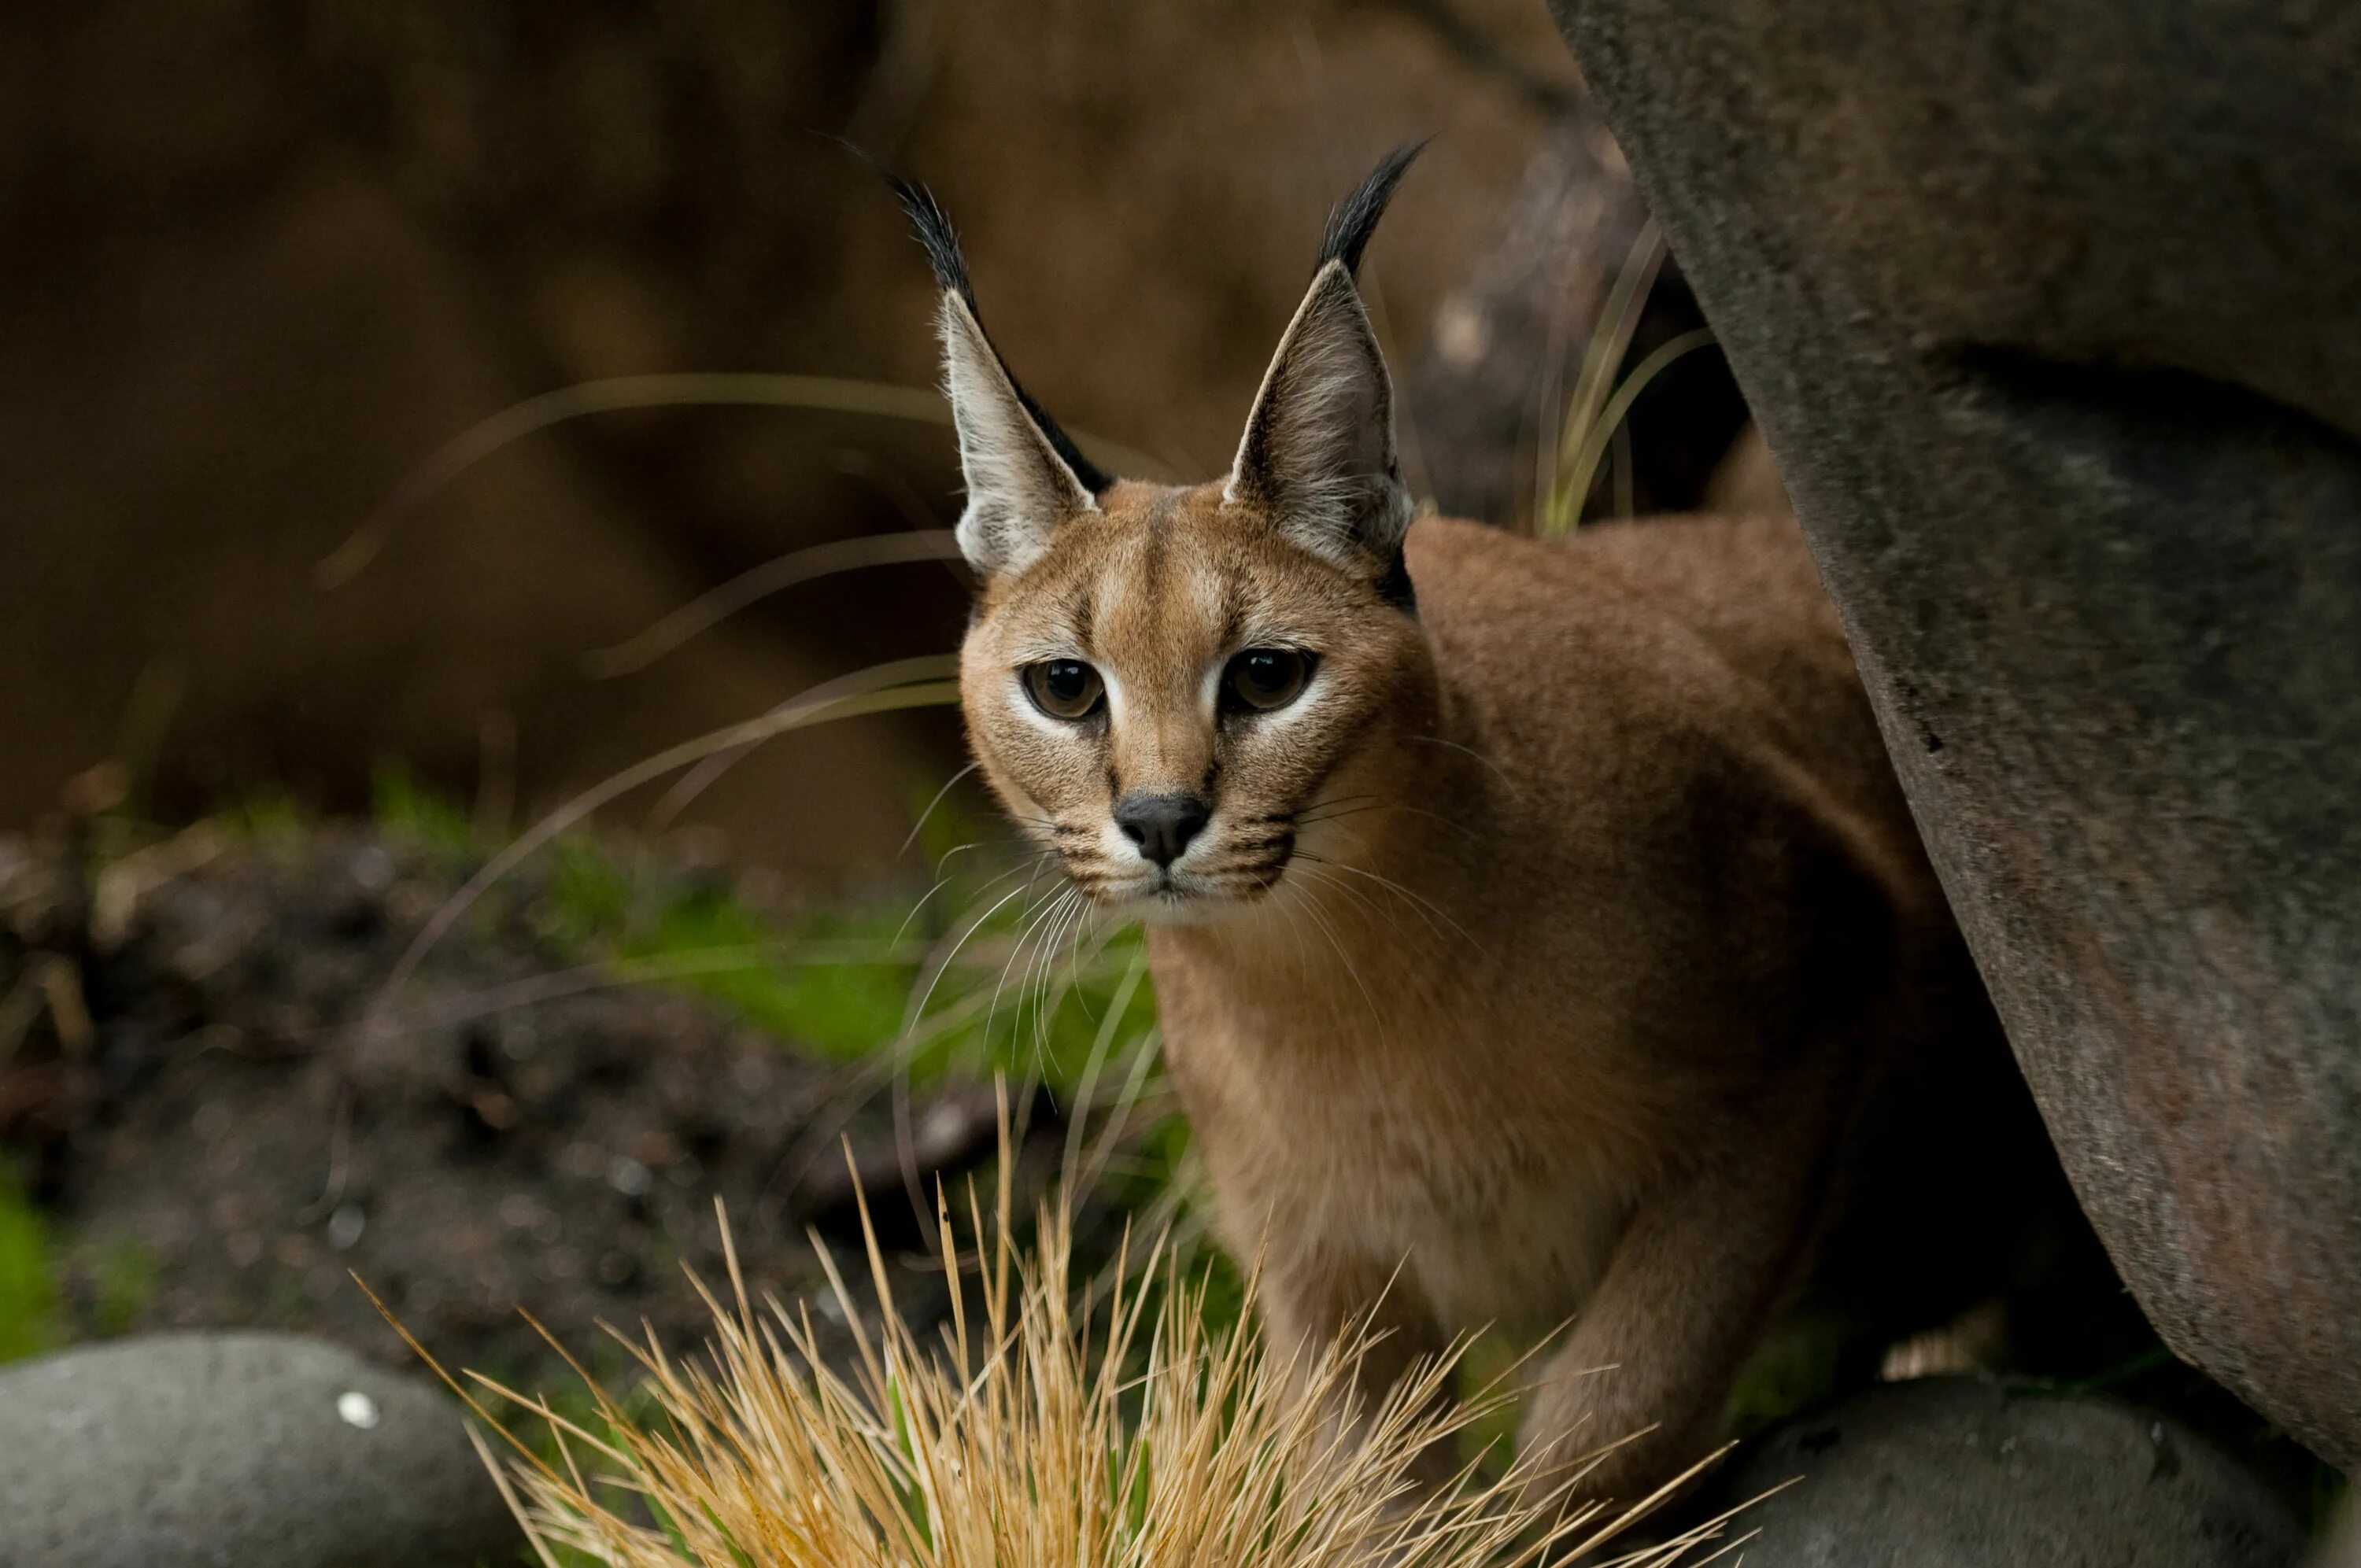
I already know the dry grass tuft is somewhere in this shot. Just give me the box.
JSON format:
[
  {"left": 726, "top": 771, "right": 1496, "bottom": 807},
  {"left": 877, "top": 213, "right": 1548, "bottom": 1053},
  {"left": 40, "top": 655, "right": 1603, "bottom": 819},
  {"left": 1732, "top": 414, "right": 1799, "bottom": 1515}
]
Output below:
[{"left": 378, "top": 1103, "right": 1749, "bottom": 1568}]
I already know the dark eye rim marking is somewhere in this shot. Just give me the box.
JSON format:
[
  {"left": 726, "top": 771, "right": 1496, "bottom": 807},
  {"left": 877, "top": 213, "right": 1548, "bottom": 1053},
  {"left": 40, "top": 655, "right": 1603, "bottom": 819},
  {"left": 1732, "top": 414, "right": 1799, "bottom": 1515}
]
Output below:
[
  {"left": 1022, "top": 658, "right": 1106, "bottom": 721},
  {"left": 1220, "top": 647, "right": 1317, "bottom": 715}
]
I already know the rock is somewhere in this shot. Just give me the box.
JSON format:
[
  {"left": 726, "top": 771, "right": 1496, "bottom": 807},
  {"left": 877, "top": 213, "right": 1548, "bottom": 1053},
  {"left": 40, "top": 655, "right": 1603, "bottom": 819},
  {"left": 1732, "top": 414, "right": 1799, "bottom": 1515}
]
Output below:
[
  {"left": 2318, "top": 1500, "right": 2361, "bottom": 1568},
  {"left": 1548, "top": 0, "right": 2361, "bottom": 1464},
  {"left": 1695, "top": 1378, "right": 2301, "bottom": 1567},
  {"left": 0, "top": 1330, "right": 517, "bottom": 1568}
]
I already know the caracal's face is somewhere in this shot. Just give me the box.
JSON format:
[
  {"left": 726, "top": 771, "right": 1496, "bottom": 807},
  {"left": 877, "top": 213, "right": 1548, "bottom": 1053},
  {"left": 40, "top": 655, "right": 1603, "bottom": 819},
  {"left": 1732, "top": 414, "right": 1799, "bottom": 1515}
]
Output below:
[{"left": 960, "top": 480, "right": 1425, "bottom": 921}]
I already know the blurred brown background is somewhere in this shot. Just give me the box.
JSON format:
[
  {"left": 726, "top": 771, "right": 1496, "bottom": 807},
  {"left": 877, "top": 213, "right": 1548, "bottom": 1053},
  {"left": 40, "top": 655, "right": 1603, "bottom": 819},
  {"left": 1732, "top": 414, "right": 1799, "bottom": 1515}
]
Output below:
[{"left": 0, "top": 0, "right": 1729, "bottom": 888}]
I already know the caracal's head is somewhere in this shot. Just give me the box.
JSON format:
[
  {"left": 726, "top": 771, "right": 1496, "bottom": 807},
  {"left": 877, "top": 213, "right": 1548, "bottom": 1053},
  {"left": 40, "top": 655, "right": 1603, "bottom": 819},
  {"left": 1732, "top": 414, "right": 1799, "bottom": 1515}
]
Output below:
[{"left": 890, "top": 149, "right": 1432, "bottom": 921}]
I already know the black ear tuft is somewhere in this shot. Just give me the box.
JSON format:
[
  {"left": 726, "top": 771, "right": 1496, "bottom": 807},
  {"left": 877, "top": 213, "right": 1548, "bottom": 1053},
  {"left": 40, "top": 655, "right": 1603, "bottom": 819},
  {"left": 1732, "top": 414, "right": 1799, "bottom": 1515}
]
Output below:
[
  {"left": 881, "top": 168, "right": 978, "bottom": 312},
  {"left": 1317, "top": 141, "right": 1430, "bottom": 279},
  {"left": 847, "top": 142, "right": 1118, "bottom": 496},
  {"left": 833, "top": 138, "right": 977, "bottom": 305}
]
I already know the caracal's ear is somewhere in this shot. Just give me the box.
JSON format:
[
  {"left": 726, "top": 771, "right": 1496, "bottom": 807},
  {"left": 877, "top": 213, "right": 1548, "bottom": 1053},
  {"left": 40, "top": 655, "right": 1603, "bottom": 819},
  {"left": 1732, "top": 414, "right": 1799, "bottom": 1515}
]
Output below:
[
  {"left": 879, "top": 166, "right": 1113, "bottom": 580},
  {"left": 1228, "top": 143, "right": 1424, "bottom": 602}
]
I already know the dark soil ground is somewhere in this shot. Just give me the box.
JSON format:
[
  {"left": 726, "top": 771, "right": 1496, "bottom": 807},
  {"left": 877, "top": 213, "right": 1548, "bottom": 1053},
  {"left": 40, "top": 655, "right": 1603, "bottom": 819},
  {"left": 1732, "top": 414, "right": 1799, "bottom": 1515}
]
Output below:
[{"left": 0, "top": 823, "right": 1013, "bottom": 1393}]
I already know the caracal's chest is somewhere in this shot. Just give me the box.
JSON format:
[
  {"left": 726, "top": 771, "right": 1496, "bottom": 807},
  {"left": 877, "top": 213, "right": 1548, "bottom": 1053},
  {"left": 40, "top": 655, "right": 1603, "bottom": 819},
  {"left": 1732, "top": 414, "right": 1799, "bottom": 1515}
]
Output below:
[{"left": 1160, "top": 974, "right": 1638, "bottom": 1338}]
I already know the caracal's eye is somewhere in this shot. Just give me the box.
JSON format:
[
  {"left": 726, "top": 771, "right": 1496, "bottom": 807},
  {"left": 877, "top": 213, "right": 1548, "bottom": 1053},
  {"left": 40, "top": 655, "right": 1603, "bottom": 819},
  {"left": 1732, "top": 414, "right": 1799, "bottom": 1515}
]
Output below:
[
  {"left": 1223, "top": 647, "right": 1315, "bottom": 713},
  {"left": 1023, "top": 659, "right": 1106, "bottom": 721}
]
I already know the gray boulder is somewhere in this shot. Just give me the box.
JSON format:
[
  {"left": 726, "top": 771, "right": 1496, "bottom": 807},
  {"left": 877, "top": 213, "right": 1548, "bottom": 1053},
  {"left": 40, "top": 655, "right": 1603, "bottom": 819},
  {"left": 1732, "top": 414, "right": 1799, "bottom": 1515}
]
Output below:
[
  {"left": 1548, "top": 0, "right": 2361, "bottom": 1464},
  {"left": 0, "top": 1331, "right": 519, "bottom": 1568},
  {"left": 2316, "top": 1500, "right": 2361, "bottom": 1568},
  {"left": 1701, "top": 1378, "right": 2300, "bottom": 1567}
]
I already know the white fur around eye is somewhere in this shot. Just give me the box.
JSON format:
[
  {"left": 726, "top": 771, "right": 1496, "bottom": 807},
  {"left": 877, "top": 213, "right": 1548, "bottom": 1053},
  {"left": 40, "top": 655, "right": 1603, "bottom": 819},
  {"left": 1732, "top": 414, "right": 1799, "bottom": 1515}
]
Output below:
[
  {"left": 1009, "top": 681, "right": 1077, "bottom": 740},
  {"left": 1197, "top": 661, "right": 1225, "bottom": 721},
  {"left": 1254, "top": 663, "right": 1328, "bottom": 730}
]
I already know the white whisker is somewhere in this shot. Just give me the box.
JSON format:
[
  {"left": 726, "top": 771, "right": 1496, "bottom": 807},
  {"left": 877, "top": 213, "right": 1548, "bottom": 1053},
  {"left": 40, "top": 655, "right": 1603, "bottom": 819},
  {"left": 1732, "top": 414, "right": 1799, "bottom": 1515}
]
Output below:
[{"left": 1298, "top": 851, "right": 1487, "bottom": 956}]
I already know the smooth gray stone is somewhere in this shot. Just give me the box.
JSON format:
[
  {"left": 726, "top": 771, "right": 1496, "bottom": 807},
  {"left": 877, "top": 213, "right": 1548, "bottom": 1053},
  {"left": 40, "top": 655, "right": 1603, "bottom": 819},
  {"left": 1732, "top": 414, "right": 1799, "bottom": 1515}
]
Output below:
[
  {"left": 2315, "top": 1499, "right": 2361, "bottom": 1568},
  {"left": 0, "top": 1331, "right": 518, "bottom": 1568},
  {"left": 1548, "top": 0, "right": 2361, "bottom": 1464},
  {"left": 1705, "top": 1378, "right": 2300, "bottom": 1567}
]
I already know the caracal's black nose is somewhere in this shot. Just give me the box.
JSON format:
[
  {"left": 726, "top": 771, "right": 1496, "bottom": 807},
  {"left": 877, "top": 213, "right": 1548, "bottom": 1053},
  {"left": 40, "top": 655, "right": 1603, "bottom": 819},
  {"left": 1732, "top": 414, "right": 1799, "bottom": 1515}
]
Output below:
[{"left": 1114, "top": 791, "right": 1210, "bottom": 868}]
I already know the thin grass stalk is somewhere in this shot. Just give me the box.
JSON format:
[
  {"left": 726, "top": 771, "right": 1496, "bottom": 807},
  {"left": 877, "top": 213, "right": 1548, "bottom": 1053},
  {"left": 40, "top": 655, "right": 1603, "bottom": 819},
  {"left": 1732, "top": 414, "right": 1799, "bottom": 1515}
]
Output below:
[
  {"left": 1551, "top": 327, "right": 1720, "bottom": 533},
  {"left": 586, "top": 531, "right": 965, "bottom": 678},
  {"left": 1540, "top": 222, "right": 1666, "bottom": 537},
  {"left": 368, "top": 660, "right": 960, "bottom": 1011},
  {"left": 317, "top": 373, "right": 1166, "bottom": 588}
]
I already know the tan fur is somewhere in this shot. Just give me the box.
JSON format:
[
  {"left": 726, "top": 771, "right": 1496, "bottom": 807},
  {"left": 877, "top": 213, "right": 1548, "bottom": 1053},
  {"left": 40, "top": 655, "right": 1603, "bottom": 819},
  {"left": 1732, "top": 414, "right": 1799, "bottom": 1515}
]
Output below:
[
  {"left": 960, "top": 490, "right": 2042, "bottom": 1502},
  {"left": 931, "top": 158, "right": 2049, "bottom": 1507}
]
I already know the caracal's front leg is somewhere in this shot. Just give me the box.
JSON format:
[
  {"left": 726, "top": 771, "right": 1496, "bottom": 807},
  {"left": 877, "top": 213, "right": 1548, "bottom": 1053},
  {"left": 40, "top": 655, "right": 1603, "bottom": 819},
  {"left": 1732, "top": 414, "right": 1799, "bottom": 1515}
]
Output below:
[
  {"left": 1257, "top": 1241, "right": 1462, "bottom": 1495},
  {"left": 1515, "top": 1098, "right": 1832, "bottom": 1512}
]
